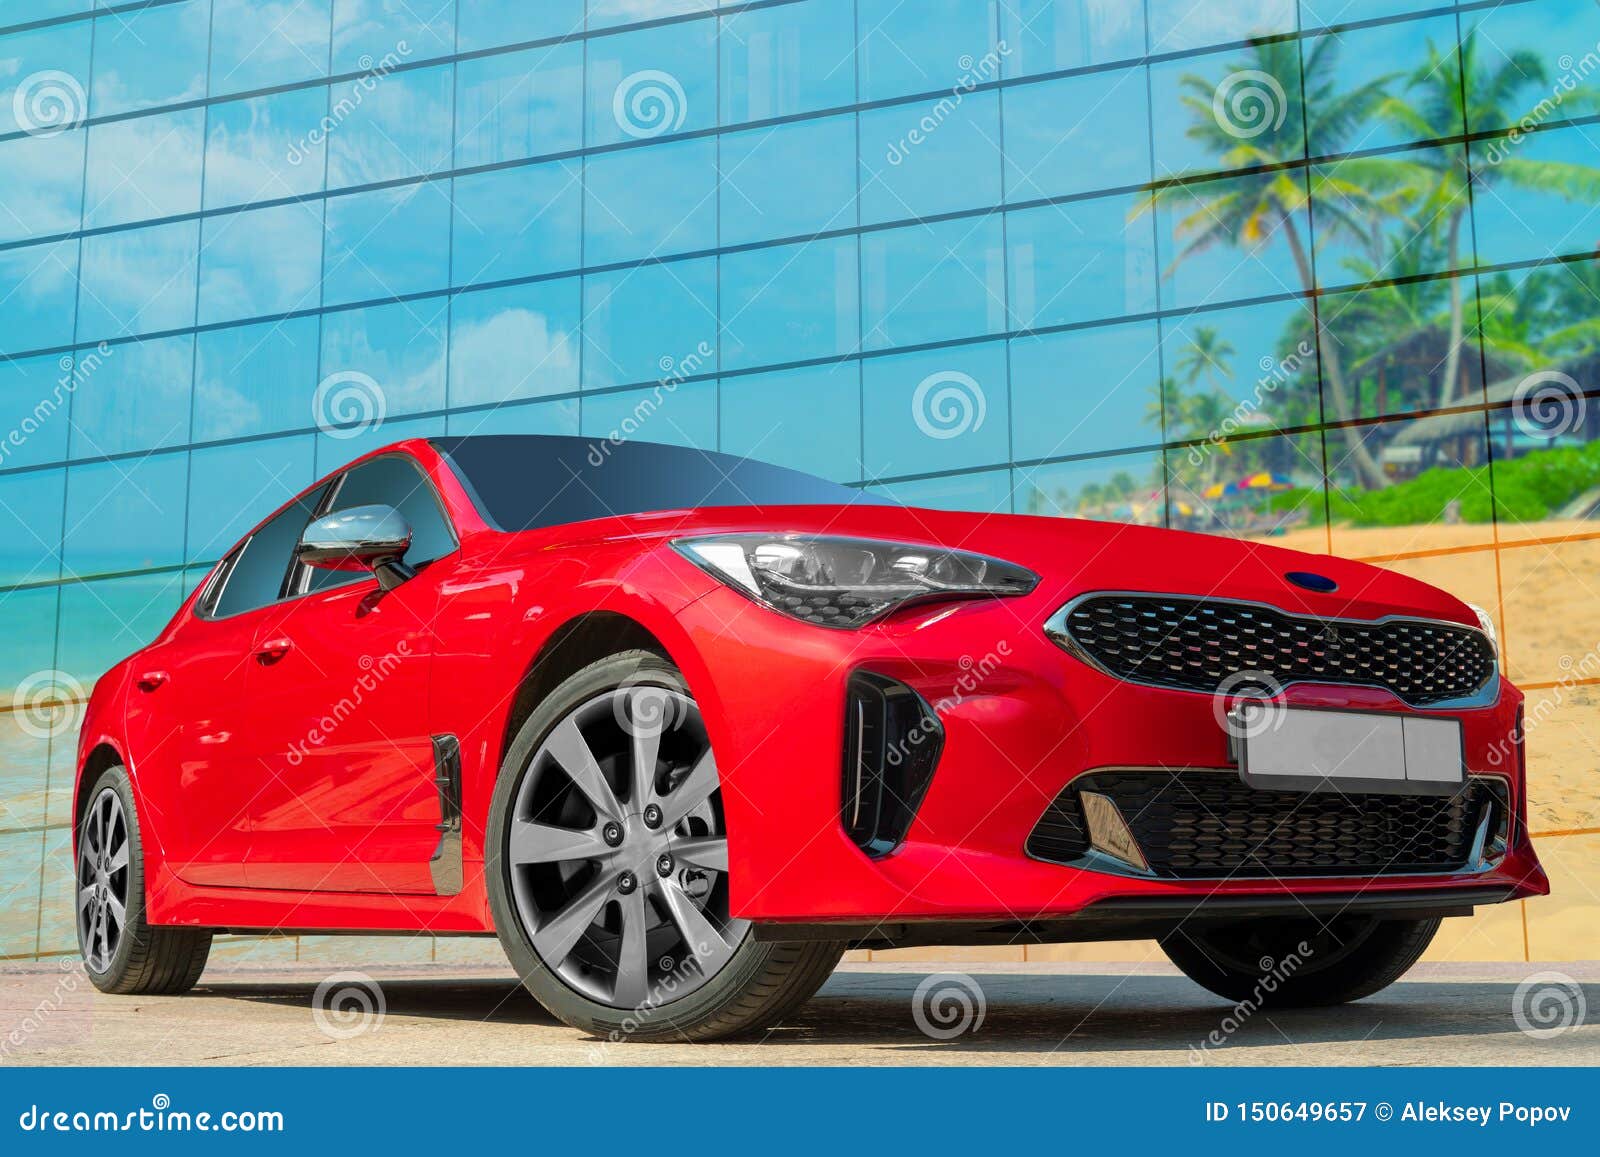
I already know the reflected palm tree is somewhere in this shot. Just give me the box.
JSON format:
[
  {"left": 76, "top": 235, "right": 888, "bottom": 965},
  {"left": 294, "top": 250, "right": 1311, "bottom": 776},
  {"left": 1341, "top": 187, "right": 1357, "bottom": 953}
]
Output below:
[
  {"left": 1148, "top": 38, "right": 1397, "bottom": 489},
  {"left": 1377, "top": 34, "right": 1600, "bottom": 408},
  {"left": 1174, "top": 325, "right": 1236, "bottom": 393}
]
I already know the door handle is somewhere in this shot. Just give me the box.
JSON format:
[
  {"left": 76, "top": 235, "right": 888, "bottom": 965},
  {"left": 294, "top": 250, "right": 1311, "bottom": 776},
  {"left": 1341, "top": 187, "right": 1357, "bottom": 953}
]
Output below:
[
  {"left": 254, "top": 637, "right": 294, "bottom": 664},
  {"left": 136, "top": 670, "right": 169, "bottom": 692}
]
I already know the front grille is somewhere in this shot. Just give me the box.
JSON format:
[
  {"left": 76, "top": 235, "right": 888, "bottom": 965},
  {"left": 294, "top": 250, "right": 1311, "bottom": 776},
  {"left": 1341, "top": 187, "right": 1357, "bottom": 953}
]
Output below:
[
  {"left": 1027, "top": 771, "right": 1505, "bottom": 878},
  {"left": 1052, "top": 595, "right": 1496, "bottom": 706}
]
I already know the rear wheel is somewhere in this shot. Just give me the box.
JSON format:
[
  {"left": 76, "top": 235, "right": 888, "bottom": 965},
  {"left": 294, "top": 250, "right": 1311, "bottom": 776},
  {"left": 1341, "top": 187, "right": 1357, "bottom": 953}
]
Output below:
[
  {"left": 77, "top": 765, "right": 211, "bottom": 995},
  {"left": 1161, "top": 914, "right": 1440, "bottom": 1007},
  {"left": 487, "top": 650, "right": 842, "bottom": 1041}
]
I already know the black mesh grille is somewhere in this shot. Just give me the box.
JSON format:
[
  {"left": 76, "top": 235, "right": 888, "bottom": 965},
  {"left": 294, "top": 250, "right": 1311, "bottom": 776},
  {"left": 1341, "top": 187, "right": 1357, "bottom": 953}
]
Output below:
[
  {"left": 1056, "top": 595, "right": 1496, "bottom": 706},
  {"left": 1027, "top": 771, "right": 1505, "bottom": 878}
]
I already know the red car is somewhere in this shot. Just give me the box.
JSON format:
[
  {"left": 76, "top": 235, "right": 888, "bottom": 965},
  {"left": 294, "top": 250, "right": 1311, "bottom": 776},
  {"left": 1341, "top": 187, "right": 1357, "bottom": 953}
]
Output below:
[{"left": 74, "top": 435, "right": 1546, "bottom": 1040}]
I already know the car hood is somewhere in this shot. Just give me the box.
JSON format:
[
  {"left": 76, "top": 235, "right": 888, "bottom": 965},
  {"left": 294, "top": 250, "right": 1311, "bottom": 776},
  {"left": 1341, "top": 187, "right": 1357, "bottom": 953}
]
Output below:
[{"left": 599, "top": 503, "right": 1479, "bottom": 628}]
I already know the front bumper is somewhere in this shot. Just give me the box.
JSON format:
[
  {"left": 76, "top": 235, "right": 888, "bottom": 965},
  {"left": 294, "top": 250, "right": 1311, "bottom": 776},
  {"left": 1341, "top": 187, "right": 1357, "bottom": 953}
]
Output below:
[{"left": 674, "top": 588, "right": 1549, "bottom": 930}]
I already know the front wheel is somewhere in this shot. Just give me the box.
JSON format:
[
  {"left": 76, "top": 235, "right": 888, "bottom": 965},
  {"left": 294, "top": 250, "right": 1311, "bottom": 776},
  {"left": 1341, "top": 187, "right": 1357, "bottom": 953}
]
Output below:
[
  {"left": 1161, "top": 914, "right": 1440, "bottom": 1007},
  {"left": 486, "top": 651, "right": 842, "bottom": 1042},
  {"left": 77, "top": 765, "right": 212, "bottom": 994}
]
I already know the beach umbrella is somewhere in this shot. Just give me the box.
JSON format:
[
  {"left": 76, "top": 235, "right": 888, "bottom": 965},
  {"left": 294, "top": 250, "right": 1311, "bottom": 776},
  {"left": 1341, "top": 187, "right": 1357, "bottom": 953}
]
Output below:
[{"left": 1235, "top": 471, "right": 1293, "bottom": 491}]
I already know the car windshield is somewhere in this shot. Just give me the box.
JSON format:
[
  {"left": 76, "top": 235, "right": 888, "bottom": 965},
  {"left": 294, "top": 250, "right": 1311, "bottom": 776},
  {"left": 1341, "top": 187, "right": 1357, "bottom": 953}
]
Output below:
[{"left": 432, "top": 436, "right": 880, "bottom": 532}]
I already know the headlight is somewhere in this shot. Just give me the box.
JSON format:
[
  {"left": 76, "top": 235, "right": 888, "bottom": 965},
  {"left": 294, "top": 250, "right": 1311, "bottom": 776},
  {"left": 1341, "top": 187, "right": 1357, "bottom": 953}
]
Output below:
[
  {"left": 673, "top": 534, "right": 1038, "bottom": 628},
  {"left": 1467, "top": 602, "right": 1499, "bottom": 656}
]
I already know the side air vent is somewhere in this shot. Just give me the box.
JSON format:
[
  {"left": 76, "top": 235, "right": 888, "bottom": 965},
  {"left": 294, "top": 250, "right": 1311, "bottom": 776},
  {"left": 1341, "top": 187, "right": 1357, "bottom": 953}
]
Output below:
[{"left": 841, "top": 671, "right": 942, "bottom": 858}]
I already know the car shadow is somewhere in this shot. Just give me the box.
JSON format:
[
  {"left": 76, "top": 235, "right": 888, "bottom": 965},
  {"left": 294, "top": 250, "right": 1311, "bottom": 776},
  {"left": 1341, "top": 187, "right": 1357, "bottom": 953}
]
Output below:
[
  {"left": 208, "top": 974, "right": 562, "bottom": 1027},
  {"left": 196, "top": 968, "right": 1600, "bottom": 1057},
  {"left": 788, "top": 973, "right": 1600, "bottom": 1058}
]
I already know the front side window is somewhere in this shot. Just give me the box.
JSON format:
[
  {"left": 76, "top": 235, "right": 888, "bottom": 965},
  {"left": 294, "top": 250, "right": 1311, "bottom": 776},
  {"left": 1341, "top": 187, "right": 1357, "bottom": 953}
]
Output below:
[{"left": 304, "top": 456, "right": 456, "bottom": 593}]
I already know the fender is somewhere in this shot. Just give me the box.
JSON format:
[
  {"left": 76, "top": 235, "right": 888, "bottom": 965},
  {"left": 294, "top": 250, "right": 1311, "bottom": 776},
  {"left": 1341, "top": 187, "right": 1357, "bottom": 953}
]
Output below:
[
  {"left": 73, "top": 658, "right": 197, "bottom": 913},
  {"left": 428, "top": 535, "right": 721, "bottom": 880}
]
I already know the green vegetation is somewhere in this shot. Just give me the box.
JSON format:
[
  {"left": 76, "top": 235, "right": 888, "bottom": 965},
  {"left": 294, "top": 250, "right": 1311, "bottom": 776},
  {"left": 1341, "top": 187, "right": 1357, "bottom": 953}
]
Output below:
[{"left": 1268, "top": 442, "right": 1600, "bottom": 528}]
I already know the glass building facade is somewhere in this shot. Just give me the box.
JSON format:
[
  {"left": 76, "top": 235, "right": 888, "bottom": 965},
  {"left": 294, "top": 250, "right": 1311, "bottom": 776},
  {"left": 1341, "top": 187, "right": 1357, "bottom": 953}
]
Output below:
[{"left": 1, "top": 0, "right": 1598, "bottom": 965}]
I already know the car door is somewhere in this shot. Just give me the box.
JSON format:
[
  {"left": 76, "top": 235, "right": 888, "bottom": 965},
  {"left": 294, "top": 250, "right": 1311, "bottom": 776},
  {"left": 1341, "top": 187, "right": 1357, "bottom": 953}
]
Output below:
[
  {"left": 166, "top": 483, "right": 331, "bottom": 887},
  {"left": 239, "top": 454, "right": 457, "bottom": 894}
]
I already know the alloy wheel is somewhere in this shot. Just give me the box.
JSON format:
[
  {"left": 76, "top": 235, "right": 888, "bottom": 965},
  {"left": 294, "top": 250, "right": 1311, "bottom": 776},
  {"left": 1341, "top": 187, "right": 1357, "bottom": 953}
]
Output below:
[
  {"left": 506, "top": 684, "right": 747, "bottom": 1009},
  {"left": 77, "top": 787, "right": 130, "bottom": 972}
]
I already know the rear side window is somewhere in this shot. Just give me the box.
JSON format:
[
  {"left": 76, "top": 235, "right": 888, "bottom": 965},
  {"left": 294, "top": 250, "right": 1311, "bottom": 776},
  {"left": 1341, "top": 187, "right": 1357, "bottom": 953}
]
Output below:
[{"left": 209, "top": 484, "right": 329, "bottom": 618}]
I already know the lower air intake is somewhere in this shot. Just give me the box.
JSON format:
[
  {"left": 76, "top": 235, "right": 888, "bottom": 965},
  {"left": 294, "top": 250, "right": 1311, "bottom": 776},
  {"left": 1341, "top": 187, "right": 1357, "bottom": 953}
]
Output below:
[
  {"left": 841, "top": 672, "right": 942, "bottom": 858},
  {"left": 1027, "top": 770, "right": 1507, "bottom": 878}
]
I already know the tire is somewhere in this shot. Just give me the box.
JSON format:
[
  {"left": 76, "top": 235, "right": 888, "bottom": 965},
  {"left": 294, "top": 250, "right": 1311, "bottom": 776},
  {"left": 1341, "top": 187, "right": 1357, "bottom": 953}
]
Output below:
[
  {"left": 1161, "top": 914, "right": 1440, "bottom": 1007},
  {"left": 487, "top": 650, "right": 843, "bottom": 1042},
  {"left": 77, "top": 765, "right": 212, "bottom": 995}
]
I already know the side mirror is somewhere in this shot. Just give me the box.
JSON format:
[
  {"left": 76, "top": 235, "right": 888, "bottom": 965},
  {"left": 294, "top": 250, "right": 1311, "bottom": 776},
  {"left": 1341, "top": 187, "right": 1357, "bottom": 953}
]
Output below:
[{"left": 297, "top": 504, "right": 415, "bottom": 591}]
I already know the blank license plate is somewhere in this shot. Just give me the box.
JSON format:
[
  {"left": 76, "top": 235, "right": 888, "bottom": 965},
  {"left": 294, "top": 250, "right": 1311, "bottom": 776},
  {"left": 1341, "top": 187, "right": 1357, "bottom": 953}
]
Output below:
[{"left": 1235, "top": 705, "right": 1464, "bottom": 795}]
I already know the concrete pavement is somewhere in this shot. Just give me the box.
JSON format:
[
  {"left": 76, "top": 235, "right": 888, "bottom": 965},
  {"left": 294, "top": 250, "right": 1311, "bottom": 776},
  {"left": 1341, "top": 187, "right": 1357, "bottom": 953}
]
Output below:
[{"left": 2, "top": 959, "right": 1596, "bottom": 1066}]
